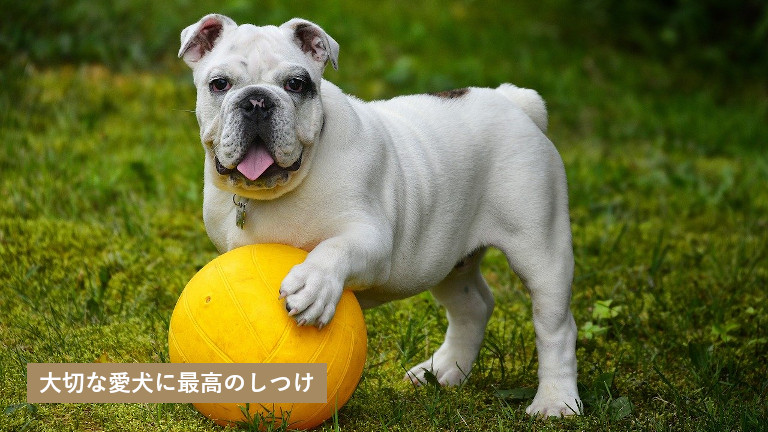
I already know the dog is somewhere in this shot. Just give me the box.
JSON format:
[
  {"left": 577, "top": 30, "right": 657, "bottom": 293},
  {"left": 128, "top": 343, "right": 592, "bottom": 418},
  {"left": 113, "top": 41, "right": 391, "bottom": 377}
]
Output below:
[{"left": 179, "top": 14, "right": 581, "bottom": 416}]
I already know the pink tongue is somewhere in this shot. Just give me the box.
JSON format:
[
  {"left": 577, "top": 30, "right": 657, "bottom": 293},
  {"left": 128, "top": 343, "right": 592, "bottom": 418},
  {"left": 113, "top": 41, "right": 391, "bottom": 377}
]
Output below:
[{"left": 237, "top": 146, "right": 275, "bottom": 181}]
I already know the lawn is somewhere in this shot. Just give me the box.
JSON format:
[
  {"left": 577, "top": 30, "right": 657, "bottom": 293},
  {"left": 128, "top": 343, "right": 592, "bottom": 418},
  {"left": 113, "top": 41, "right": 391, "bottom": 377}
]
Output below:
[{"left": 1, "top": 1, "right": 766, "bottom": 431}]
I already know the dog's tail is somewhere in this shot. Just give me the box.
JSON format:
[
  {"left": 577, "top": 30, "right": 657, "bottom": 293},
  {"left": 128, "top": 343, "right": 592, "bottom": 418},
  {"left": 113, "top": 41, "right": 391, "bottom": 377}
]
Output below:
[{"left": 496, "top": 84, "right": 548, "bottom": 133}]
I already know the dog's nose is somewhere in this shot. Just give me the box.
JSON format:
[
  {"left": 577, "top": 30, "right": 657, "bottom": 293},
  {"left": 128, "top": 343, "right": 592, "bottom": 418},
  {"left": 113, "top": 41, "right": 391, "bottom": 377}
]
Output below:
[{"left": 238, "top": 93, "right": 275, "bottom": 120}]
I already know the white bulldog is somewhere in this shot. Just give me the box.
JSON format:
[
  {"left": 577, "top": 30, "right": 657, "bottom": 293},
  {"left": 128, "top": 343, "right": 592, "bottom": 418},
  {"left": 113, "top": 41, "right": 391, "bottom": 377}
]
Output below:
[{"left": 179, "top": 14, "right": 581, "bottom": 416}]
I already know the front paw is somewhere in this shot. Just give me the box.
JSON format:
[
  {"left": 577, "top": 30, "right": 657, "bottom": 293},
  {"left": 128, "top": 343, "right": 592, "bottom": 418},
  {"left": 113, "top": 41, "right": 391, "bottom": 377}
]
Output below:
[
  {"left": 405, "top": 344, "right": 474, "bottom": 387},
  {"left": 526, "top": 382, "right": 581, "bottom": 417},
  {"left": 278, "top": 262, "right": 343, "bottom": 328}
]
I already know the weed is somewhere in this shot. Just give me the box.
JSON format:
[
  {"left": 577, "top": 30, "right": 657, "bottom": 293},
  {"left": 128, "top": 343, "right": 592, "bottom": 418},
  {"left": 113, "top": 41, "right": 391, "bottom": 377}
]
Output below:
[{"left": 236, "top": 403, "right": 293, "bottom": 432}]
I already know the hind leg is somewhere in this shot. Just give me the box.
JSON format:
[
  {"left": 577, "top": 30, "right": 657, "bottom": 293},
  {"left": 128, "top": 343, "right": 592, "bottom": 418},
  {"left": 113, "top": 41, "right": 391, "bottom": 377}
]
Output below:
[
  {"left": 405, "top": 249, "right": 494, "bottom": 385},
  {"left": 499, "top": 227, "right": 581, "bottom": 416}
]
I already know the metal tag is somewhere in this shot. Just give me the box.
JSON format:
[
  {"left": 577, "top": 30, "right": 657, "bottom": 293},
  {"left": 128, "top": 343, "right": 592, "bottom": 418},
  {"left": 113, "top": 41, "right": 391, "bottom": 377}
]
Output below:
[{"left": 233, "top": 195, "right": 248, "bottom": 229}]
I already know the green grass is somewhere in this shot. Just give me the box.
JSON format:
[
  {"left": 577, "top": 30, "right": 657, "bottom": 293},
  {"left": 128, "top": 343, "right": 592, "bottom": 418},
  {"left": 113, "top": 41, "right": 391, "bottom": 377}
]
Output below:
[{"left": 1, "top": 1, "right": 767, "bottom": 431}]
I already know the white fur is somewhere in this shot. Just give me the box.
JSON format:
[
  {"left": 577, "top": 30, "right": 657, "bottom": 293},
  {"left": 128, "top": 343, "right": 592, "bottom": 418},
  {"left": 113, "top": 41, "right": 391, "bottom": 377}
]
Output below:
[{"left": 182, "top": 15, "right": 581, "bottom": 417}]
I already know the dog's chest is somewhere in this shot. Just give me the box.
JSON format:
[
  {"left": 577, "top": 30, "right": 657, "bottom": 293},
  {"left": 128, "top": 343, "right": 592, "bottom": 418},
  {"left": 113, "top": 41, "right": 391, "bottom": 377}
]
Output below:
[{"left": 203, "top": 190, "right": 329, "bottom": 253}]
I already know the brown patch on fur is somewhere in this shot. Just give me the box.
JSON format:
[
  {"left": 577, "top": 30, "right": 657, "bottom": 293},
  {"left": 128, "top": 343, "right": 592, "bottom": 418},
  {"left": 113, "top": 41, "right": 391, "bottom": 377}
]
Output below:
[{"left": 430, "top": 88, "right": 470, "bottom": 99}]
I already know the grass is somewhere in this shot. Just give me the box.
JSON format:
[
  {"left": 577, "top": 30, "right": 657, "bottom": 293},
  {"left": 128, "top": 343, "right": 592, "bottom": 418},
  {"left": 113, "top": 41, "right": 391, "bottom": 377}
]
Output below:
[{"left": 1, "top": 1, "right": 767, "bottom": 431}]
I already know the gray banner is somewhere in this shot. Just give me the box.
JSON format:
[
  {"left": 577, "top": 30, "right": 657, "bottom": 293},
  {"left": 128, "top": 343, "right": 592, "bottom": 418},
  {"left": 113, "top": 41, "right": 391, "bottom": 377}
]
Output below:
[{"left": 27, "top": 363, "right": 327, "bottom": 403}]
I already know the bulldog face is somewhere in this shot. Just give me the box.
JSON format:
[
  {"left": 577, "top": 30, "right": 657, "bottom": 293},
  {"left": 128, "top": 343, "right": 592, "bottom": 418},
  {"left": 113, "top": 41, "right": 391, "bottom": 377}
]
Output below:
[{"left": 179, "top": 15, "right": 339, "bottom": 198}]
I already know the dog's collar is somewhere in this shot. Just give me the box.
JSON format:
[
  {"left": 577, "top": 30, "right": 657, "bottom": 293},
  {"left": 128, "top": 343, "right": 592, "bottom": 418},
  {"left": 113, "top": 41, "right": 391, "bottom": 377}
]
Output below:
[{"left": 233, "top": 194, "right": 249, "bottom": 229}]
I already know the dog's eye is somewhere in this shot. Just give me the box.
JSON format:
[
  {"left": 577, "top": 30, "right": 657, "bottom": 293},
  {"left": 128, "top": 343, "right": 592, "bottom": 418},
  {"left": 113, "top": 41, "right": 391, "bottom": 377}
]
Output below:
[
  {"left": 284, "top": 78, "right": 306, "bottom": 93},
  {"left": 209, "top": 78, "right": 231, "bottom": 93}
]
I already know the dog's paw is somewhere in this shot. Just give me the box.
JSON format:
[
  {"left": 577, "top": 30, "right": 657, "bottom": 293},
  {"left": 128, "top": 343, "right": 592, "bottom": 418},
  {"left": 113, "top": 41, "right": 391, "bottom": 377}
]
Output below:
[
  {"left": 525, "top": 383, "right": 581, "bottom": 417},
  {"left": 404, "top": 348, "right": 473, "bottom": 386},
  {"left": 279, "top": 262, "right": 343, "bottom": 328}
]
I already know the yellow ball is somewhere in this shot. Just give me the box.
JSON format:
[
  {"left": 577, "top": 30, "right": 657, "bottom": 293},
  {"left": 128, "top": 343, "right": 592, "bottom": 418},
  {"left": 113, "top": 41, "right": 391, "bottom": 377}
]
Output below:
[{"left": 168, "top": 244, "right": 367, "bottom": 430}]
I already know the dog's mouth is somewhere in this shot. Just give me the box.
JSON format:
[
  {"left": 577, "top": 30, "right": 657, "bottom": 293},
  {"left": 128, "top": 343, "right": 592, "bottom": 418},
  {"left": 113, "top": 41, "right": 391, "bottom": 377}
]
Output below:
[{"left": 215, "top": 145, "right": 302, "bottom": 181}]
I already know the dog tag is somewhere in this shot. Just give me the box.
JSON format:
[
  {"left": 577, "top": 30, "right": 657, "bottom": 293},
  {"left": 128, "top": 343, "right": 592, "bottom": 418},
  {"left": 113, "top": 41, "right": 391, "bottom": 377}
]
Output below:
[{"left": 233, "top": 195, "right": 248, "bottom": 229}]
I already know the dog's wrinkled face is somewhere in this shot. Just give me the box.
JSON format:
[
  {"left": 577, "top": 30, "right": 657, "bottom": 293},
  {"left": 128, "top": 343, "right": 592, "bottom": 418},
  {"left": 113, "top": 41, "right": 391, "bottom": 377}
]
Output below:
[{"left": 179, "top": 15, "right": 339, "bottom": 198}]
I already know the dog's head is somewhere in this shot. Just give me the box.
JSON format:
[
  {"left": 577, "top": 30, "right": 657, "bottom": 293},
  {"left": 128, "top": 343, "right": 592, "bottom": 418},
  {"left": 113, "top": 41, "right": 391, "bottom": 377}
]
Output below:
[{"left": 179, "top": 14, "right": 339, "bottom": 199}]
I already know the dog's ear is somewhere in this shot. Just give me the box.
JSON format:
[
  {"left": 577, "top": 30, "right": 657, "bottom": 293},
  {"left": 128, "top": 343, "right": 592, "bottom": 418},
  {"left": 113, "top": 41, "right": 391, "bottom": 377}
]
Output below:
[
  {"left": 281, "top": 18, "right": 339, "bottom": 71},
  {"left": 179, "top": 14, "right": 237, "bottom": 67}
]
